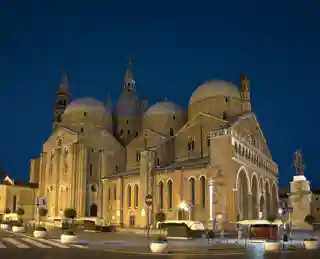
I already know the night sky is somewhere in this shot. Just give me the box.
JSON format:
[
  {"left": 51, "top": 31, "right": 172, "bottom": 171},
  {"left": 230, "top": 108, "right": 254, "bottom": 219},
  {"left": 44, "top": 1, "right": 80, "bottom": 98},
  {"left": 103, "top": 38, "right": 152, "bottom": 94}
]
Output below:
[{"left": 0, "top": 1, "right": 319, "bottom": 189}]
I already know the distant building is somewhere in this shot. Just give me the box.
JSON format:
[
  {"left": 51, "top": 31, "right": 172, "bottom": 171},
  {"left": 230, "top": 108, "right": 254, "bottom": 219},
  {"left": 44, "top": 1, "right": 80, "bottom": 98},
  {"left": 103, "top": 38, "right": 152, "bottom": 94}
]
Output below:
[
  {"left": 2, "top": 59, "right": 279, "bottom": 230},
  {"left": 0, "top": 176, "right": 37, "bottom": 221}
]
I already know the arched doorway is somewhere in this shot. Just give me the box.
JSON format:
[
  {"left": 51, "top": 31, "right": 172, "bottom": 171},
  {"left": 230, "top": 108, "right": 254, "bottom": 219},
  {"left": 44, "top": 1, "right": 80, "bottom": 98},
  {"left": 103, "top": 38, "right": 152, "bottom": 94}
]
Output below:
[
  {"left": 90, "top": 204, "right": 98, "bottom": 217},
  {"left": 251, "top": 175, "right": 259, "bottom": 219},
  {"left": 237, "top": 169, "right": 250, "bottom": 220},
  {"left": 265, "top": 181, "right": 271, "bottom": 217}
]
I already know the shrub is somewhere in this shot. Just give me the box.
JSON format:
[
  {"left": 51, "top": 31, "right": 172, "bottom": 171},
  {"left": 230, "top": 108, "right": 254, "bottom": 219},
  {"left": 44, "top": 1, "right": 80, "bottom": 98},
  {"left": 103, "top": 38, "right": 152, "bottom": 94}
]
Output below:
[
  {"left": 153, "top": 235, "right": 168, "bottom": 243},
  {"left": 38, "top": 207, "right": 48, "bottom": 217},
  {"left": 35, "top": 226, "right": 47, "bottom": 231},
  {"left": 64, "top": 208, "right": 77, "bottom": 219},
  {"left": 12, "top": 222, "right": 23, "bottom": 227},
  {"left": 267, "top": 214, "right": 277, "bottom": 223},
  {"left": 16, "top": 207, "right": 24, "bottom": 216},
  {"left": 305, "top": 215, "right": 316, "bottom": 226},
  {"left": 155, "top": 212, "right": 166, "bottom": 223},
  {"left": 4, "top": 208, "right": 11, "bottom": 214}
]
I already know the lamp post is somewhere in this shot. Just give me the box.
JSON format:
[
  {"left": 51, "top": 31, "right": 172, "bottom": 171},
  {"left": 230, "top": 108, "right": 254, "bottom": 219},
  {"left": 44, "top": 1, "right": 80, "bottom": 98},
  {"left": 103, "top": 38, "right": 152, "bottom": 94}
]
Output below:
[{"left": 209, "top": 179, "right": 214, "bottom": 221}]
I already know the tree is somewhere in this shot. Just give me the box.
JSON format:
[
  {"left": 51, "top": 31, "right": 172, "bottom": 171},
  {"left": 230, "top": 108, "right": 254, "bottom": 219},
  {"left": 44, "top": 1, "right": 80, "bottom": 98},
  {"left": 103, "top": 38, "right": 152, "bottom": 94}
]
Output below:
[
  {"left": 38, "top": 207, "right": 48, "bottom": 223},
  {"left": 64, "top": 208, "right": 77, "bottom": 219},
  {"left": 305, "top": 215, "right": 316, "bottom": 232},
  {"left": 64, "top": 208, "right": 77, "bottom": 229},
  {"left": 16, "top": 207, "right": 25, "bottom": 222},
  {"left": 155, "top": 211, "right": 166, "bottom": 235},
  {"left": 4, "top": 208, "right": 11, "bottom": 214}
]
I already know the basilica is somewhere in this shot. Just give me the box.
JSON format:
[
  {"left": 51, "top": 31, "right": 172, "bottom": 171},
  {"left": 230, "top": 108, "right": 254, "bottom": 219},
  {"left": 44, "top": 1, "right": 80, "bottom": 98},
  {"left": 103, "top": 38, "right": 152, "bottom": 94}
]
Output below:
[{"left": 28, "top": 59, "right": 279, "bottom": 230}]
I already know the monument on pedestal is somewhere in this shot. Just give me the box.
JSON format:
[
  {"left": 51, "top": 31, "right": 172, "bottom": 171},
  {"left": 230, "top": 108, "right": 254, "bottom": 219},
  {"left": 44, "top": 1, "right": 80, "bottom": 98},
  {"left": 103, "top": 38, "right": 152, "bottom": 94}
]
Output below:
[{"left": 288, "top": 151, "right": 312, "bottom": 230}]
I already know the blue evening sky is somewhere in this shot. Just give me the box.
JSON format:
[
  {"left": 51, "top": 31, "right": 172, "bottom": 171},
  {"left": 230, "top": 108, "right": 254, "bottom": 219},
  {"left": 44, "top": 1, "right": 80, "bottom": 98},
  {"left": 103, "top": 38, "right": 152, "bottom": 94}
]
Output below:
[{"left": 0, "top": 1, "right": 319, "bottom": 189}]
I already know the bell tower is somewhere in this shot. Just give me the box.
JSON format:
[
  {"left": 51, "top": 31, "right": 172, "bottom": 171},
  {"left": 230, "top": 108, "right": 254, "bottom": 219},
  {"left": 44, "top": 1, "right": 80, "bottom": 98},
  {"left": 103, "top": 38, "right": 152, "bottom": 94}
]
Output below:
[
  {"left": 53, "top": 72, "right": 71, "bottom": 130},
  {"left": 240, "top": 73, "right": 251, "bottom": 113}
]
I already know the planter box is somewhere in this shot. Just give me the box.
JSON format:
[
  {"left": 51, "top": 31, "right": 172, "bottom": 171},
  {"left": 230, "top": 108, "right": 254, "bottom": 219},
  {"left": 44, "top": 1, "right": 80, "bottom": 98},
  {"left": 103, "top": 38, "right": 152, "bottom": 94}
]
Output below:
[
  {"left": 61, "top": 234, "right": 77, "bottom": 244},
  {"left": 34, "top": 230, "right": 47, "bottom": 238},
  {"left": 0, "top": 224, "right": 10, "bottom": 230},
  {"left": 264, "top": 241, "right": 281, "bottom": 252},
  {"left": 304, "top": 240, "right": 319, "bottom": 250},
  {"left": 12, "top": 226, "right": 25, "bottom": 233},
  {"left": 149, "top": 242, "right": 168, "bottom": 253}
]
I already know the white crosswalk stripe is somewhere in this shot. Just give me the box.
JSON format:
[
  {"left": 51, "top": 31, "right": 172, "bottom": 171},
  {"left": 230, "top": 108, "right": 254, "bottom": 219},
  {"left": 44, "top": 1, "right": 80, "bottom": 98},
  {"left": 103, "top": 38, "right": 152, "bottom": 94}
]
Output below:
[
  {"left": 21, "top": 238, "right": 51, "bottom": 248},
  {"left": 0, "top": 237, "right": 87, "bottom": 249},
  {"left": 2, "top": 237, "right": 30, "bottom": 248}
]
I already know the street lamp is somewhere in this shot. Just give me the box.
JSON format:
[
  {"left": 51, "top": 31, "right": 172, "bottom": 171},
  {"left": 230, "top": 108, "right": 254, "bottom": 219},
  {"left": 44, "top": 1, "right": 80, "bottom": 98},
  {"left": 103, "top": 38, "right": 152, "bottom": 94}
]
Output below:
[
  {"left": 179, "top": 201, "right": 188, "bottom": 211},
  {"left": 278, "top": 208, "right": 283, "bottom": 217}
]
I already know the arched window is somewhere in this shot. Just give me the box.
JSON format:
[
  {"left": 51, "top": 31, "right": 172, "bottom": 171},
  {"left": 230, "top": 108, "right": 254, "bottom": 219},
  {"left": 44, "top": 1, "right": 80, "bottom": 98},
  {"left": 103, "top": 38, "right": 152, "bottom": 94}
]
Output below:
[
  {"left": 127, "top": 185, "right": 132, "bottom": 208},
  {"left": 170, "top": 128, "right": 174, "bottom": 136},
  {"left": 167, "top": 180, "right": 173, "bottom": 210},
  {"left": 222, "top": 112, "right": 227, "bottom": 120},
  {"left": 207, "top": 137, "right": 210, "bottom": 147},
  {"left": 159, "top": 181, "right": 164, "bottom": 210},
  {"left": 49, "top": 153, "right": 54, "bottom": 176},
  {"left": 136, "top": 151, "right": 141, "bottom": 162},
  {"left": 64, "top": 149, "right": 68, "bottom": 175},
  {"left": 113, "top": 184, "right": 117, "bottom": 200},
  {"left": 200, "top": 176, "right": 206, "bottom": 208},
  {"left": 134, "top": 184, "right": 139, "bottom": 208},
  {"left": 188, "top": 139, "right": 195, "bottom": 152},
  {"left": 189, "top": 178, "right": 196, "bottom": 205},
  {"left": 108, "top": 188, "right": 111, "bottom": 201}
]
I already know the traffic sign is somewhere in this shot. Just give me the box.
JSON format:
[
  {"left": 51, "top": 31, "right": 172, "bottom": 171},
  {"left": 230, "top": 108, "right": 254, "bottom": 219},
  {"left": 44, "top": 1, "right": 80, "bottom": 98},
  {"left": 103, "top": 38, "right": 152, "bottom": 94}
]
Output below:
[
  {"left": 145, "top": 194, "right": 153, "bottom": 206},
  {"left": 36, "top": 196, "right": 47, "bottom": 209}
]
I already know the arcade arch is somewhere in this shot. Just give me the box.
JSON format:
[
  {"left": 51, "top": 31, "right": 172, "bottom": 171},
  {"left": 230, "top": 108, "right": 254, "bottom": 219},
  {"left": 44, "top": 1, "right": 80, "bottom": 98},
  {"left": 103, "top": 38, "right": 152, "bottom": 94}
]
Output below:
[{"left": 236, "top": 167, "right": 250, "bottom": 220}]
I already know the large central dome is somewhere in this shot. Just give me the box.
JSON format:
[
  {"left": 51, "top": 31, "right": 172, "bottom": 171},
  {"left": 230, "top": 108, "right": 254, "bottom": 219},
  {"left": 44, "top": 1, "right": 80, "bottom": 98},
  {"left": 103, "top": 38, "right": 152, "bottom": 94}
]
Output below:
[
  {"left": 189, "top": 80, "right": 240, "bottom": 105},
  {"left": 64, "top": 97, "right": 110, "bottom": 115}
]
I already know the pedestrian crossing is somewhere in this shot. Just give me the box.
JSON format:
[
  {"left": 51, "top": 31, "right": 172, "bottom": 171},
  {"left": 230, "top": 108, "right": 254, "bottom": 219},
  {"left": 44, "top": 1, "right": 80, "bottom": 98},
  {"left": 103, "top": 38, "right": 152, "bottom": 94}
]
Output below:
[{"left": 0, "top": 237, "right": 87, "bottom": 249}]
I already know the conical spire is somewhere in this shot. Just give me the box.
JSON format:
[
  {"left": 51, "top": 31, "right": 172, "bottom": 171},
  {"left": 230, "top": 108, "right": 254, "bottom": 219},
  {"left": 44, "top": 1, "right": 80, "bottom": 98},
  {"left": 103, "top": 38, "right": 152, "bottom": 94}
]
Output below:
[
  {"left": 60, "top": 72, "right": 69, "bottom": 89},
  {"left": 124, "top": 56, "right": 136, "bottom": 91},
  {"left": 240, "top": 73, "right": 249, "bottom": 91}
]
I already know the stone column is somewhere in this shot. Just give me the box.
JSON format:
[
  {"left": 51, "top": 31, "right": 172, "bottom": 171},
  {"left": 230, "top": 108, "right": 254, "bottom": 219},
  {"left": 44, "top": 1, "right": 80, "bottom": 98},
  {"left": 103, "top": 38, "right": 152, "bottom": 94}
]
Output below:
[
  {"left": 53, "top": 148, "right": 61, "bottom": 216},
  {"left": 247, "top": 192, "right": 252, "bottom": 219},
  {"left": 39, "top": 152, "right": 46, "bottom": 197}
]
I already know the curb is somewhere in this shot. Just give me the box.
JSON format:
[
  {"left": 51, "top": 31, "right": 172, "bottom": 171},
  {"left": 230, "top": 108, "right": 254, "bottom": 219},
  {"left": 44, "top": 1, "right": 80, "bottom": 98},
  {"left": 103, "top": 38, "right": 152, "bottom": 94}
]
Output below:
[{"left": 103, "top": 248, "right": 245, "bottom": 256}]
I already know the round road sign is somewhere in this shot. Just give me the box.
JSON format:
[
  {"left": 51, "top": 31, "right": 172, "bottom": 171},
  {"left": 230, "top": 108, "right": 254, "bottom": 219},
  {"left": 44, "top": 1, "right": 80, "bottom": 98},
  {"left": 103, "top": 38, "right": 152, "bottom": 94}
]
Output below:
[{"left": 145, "top": 194, "right": 153, "bottom": 206}]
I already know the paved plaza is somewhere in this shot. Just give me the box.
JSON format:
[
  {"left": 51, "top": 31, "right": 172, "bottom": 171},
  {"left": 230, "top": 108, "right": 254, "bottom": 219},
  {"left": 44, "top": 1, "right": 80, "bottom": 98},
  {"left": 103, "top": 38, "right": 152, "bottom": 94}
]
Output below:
[{"left": 1, "top": 228, "right": 320, "bottom": 259}]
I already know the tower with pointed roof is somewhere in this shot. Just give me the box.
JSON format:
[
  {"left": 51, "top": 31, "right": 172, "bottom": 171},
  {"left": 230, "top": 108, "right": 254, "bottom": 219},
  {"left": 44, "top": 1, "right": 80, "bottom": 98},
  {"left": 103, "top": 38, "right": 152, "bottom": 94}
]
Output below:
[
  {"left": 53, "top": 72, "right": 71, "bottom": 130},
  {"left": 240, "top": 73, "right": 251, "bottom": 113},
  {"left": 115, "top": 57, "right": 142, "bottom": 145}
]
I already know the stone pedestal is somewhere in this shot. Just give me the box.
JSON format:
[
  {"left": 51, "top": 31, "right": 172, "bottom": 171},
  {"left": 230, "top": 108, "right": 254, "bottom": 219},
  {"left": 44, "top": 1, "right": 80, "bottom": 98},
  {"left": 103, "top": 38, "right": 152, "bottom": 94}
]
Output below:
[{"left": 288, "top": 175, "right": 312, "bottom": 230}]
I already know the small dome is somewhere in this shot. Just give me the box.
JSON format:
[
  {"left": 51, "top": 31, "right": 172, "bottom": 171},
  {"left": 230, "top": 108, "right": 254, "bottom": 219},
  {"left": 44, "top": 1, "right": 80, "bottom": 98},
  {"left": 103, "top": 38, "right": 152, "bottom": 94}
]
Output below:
[
  {"left": 189, "top": 80, "right": 240, "bottom": 105},
  {"left": 64, "top": 97, "right": 110, "bottom": 115},
  {"left": 144, "top": 100, "right": 183, "bottom": 117}
]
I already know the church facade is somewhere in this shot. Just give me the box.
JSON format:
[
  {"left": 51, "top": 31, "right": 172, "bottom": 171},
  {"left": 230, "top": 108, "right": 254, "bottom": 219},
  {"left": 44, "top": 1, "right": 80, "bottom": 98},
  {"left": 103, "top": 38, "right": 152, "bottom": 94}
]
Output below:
[{"left": 29, "top": 59, "right": 279, "bottom": 230}]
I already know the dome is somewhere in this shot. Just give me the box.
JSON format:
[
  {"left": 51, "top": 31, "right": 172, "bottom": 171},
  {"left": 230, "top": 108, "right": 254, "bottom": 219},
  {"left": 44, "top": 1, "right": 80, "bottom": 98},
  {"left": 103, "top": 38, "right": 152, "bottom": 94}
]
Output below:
[
  {"left": 144, "top": 100, "right": 183, "bottom": 117},
  {"left": 116, "top": 92, "right": 141, "bottom": 117},
  {"left": 189, "top": 80, "right": 240, "bottom": 105},
  {"left": 64, "top": 97, "right": 110, "bottom": 115}
]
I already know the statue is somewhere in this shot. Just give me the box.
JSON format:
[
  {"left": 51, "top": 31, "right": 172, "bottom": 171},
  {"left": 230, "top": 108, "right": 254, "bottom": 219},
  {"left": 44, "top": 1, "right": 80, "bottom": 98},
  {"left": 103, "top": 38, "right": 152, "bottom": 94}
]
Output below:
[{"left": 294, "top": 150, "right": 305, "bottom": 176}]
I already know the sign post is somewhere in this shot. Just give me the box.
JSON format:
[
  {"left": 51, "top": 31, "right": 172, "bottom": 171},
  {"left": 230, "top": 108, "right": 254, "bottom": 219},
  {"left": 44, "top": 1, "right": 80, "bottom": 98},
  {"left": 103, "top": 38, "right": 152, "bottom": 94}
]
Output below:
[{"left": 145, "top": 194, "right": 153, "bottom": 240}]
